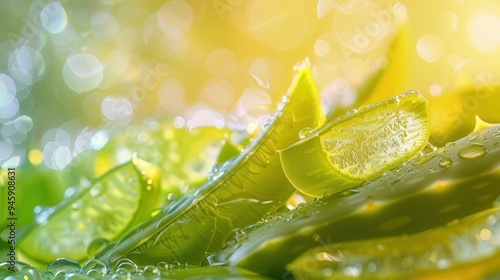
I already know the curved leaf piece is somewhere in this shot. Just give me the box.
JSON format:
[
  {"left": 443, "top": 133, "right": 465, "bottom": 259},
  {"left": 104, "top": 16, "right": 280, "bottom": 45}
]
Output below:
[
  {"left": 289, "top": 207, "right": 500, "bottom": 279},
  {"left": 95, "top": 62, "right": 323, "bottom": 265},
  {"left": 221, "top": 125, "right": 500, "bottom": 278},
  {"left": 18, "top": 157, "right": 161, "bottom": 264},
  {"left": 280, "top": 91, "right": 430, "bottom": 197}
]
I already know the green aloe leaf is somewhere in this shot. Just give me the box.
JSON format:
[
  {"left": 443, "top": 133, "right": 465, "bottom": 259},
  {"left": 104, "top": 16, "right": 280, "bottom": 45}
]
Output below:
[
  {"left": 17, "top": 157, "right": 161, "bottom": 265},
  {"left": 280, "top": 91, "right": 430, "bottom": 197},
  {"left": 93, "top": 123, "right": 228, "bottom": 196},
  {"left": 288, "top": 207, "right": 500, "bottom": 279},
  {"left": 218, "top": 125, "right": 500, "bottom": 278},
  {"left": 160, "top": 266, "right": 272, "bottom": 280},
  {"left": 94, "top": 62, "right": 323, "bottom": 266}
]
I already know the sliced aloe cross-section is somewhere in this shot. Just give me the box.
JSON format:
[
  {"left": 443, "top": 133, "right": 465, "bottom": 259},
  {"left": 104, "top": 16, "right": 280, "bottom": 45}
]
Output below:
[
  {"left": 220, "top": 125, "right": 500, "bottom": 278},
  {"left": 280, "top": 91, "right": 430, "bottom": 197},
  {"left": 95, "top": 62, "right": 323, "bottom": 265},
  {"left": 18, "top": 157, "right": 161, "bottom": 265}
]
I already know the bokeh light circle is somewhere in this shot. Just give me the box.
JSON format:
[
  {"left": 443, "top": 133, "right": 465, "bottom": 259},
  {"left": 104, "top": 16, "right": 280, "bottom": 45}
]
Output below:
[
  {"left": 101, "top": 96, "right": 134, "bottom": 124},
  {"left": 40, "top": 1, "right": 68, "bottom": 34},
  {"left": 466, "top": 13, "right": 500, "bottom": 53},
  {"left": 63, "top": 53, "right": 104, "bottom": 93},
  {"left": 8, "top": 46, "right": 47, "bottom": 87},
  {"left": 91, "top": 11, "right": 119, "bottom": 41},
  {"left": 159, "top": 79, "right": 185, "bottom": 113},
  {"left": 0, "top": 74, "right": 16, "bottom": 106},
  {"left": 0, "top": 77, "right": 19, "bottom": 120},
  {"left": 417, "top": 33, "right": 445, "bottom": 62},
  {"left": 205, "top": 48, "right": 237, "bottom": 78},
  {"left": 14, "top": 115, "right": 34, "bottom": 134}
]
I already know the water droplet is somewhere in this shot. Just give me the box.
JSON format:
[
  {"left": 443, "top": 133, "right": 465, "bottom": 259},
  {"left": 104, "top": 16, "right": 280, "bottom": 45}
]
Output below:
[
  {"left": 116, "top": 261, "right": 137, "bottom": 274},
  {"left": 0, "top": 261, "right": 33, "bottom": 273},
  {"left": 388, "top": 95, "right": 401, "bottom": 104},
  {"left": 157, "top": 262, "right": 168, "bottom": 271},
  {"left": 293, "top": 58, "right": 310, "bottom": 72},
  {"left": 422, "top": 142, "right": 437, "bottom": 154},
  {"left": 235, "top": 231, "right": 248, "bottom": 243},
  {"left": 346, "top": 108, "right": 358, "bottom": 116},
  {"left": 71, "top": 201, "right": 82, "bottom": 210},
  {"left": 458, "top": 143, "right": 487, "bottom": 159},
  {"left": 34, "top": 206, "right": 54, "bottom": 224},
  {"left": 207, "top": 251, "right": 231, "bottom": 266},
  {"left": 436, "top": 147, "right": 447, "bottom": 155},
  {"left": 439, "top": 157, "right": 453, "bottom": 168},
  {"left": 494, "top": 142, "right": 499, "bottom": 146},
  {"left": 468, "top": 130, "right": 484, "bottom": 142},
  {"left": 340, "top": 188, "right": 361, "bottom": 197},
  {"left": 445, "top": 142, "right": 456, "bottom": 148},
  {"left": 494, "top": 130, "right": 500, "bottom": 139},
  {"left": 429, "top": 167, "right": 436, "bottom": 174},
  {"left": 42, "top": 270, "right": 55, "bottom": 279},
  {"left": 299, "top": 127, "right": 315, "bottom": 139},
  {"left": 170, "top": 261, "right": 182, "bottom": 269},
  {"left": 64, "top": 186, "right": 77, "bottom": 198},
  {"left": 142, "top": 265, "right": 159, "bottom": 277},
  {"left": 207, "top": 158, "right": 236, "bottom": 181},
  {"left": 402, "top": 90, "right": 422, "bottom": 98},
  {"left": 47, "top": 258, "right": 81, "bottom": 274},
  {"left": 82, "top": 259, "right": 108, "bottom": 276},
  {"left": 413, "top": 155, "right": 434, "bottom": 166}
]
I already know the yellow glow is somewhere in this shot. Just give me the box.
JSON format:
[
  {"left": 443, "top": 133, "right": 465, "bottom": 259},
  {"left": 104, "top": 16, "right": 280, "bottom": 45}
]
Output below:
[
  {"left": 28, "top": 149, "right": 43, "bottom": 165},
  {"left": 467, "top": 13, "right": 500, "bottom": 53},
  {"left": 428, "top": 180, "right": 452, "bottom": 192},
  {"left": 246, "top": 122, "right": 258, "bottom": 134},
  {"left": 479, "top": 228, "right": 492, "bottom": 241}
]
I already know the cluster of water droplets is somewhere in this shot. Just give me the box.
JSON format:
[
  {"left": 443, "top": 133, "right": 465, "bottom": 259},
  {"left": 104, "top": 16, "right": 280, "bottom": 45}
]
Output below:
[
  {"left": 0, "top": 257, "right": 192, "bottom": 280},
  {"left": 411, "top": 122, "right": 498, "bottom": 174}
]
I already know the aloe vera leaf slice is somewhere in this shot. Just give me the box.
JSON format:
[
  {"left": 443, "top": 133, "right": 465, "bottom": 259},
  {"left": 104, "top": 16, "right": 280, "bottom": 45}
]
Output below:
[
  {"left": 94, "top": 62, "right": 323, "bottom": 265},
  {"left": 18, "top": 157, "right": 160, "bottom": 264},
  {"left": 222, "top": 125, "right": 500, "bottom": 278},
  {"left": 280, "top": 91, "right": 430, "bottom": 197}
]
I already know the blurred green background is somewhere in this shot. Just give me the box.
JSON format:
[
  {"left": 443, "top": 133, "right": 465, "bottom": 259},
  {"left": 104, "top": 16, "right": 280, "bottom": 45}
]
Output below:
[{"left": 1, "top": 0, "right": 500, "bottom": 267}]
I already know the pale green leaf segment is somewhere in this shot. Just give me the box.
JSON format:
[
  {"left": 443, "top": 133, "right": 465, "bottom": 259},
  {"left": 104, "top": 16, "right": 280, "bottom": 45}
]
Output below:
[
  {"left": 225, "top": 126, "right": 500, "bottom": 278},
  {"left": 95, "top": 62, "right": 323, "bottom": 265},
  {"left": 280, "top": 91, "right": 431, "bottom": 197},
  {"left": 161, "top": 266, "right": 272, "bottom": 280},
  {"left": 288, "top": 207, "right": 500, "bottom": 280},
  {"left": 18, "top": 157, "right": 161, "bottom": 264}
]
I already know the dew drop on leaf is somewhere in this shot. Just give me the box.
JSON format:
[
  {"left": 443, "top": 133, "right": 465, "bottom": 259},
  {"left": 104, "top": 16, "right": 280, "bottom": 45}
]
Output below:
[
  {"left": 299, "top": 127, "right": 315, "bottom": 139},
  {"left": 346, "top": 108, "right": 358, "bottom": 116},
  {"left": 458, "top": 143, "right": 487, "bottom": 159},
  {"left": 439, "top": 157, "right": 453, "bottom": 168}
]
